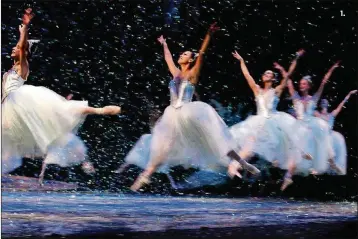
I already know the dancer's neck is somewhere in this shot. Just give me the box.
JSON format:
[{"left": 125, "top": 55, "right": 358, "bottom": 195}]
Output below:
[
  {"left": 179, "top": 63, "right": 191, "bottom": 74},
  {"left": 263, "top": 82, "right": 273, "bottom": 90}
]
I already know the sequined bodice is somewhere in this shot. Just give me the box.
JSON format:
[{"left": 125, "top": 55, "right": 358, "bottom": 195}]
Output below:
[
  {"left": 293, "top": 93, "right": 317, "bottom": 120},
  {"left": 255, "top": 88, "right": 279, "bottom": 117},
  {"left": 2, "top": 70, "right": 25, "bottom": 100},
  {"left": 169, "top": 79, "right": 195, "bottom": 108}
]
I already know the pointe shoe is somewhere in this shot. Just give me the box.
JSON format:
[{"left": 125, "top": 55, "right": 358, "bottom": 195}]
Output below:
[
  {"left": 103, "top": 106, "right": 121, "bottom": 115},
  {"left": 227, "top": 160, "right": 243, "bottom": 179},
  {"left": 309, "top": 168, "right": 318, "bottom": 175},
  {"left": 328, "top": 158, "right": 344, "bottom": 175},
  {"left": 38, "top": 176, "right": 44, "bottom": 187},
  {"left": 281, "top": 177, "right": 293, "bottom": 191},
  {"left": 241, "top": 161, "right": 261, "bottom": 175},
  {"left": 130, "top": 174, "right": 151, "bottom": 192},
  {"left": 272, "top": 160, "right": 279, "bottom": 167}
]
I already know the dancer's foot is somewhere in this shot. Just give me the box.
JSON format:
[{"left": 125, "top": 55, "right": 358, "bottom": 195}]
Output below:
[
  {"left": 272, "top": 160, "right": 279, "bottom": 167},
  {"left": 227, "top": 160, "right": 242, "bottom": 179},
  {"left": 130, "top": 174, "right": 151, "bottom": 192},
  {"left": 328, "top": 158, "right": 344, "bottom": 175},
  {"left": 309, "top": 168, "right": 318, "bottom": 175},
  {"left": 38, "top": 176, "right": 44, "bottom": 187},
  {"left": 82, "top": 162, "right": 95, "bottom": 174},
  {"left": 241, "top": 160, "right": 261, "bottom": 175},
  {"left": 281, "top": 177, "right": 293, "bottom": 191}
]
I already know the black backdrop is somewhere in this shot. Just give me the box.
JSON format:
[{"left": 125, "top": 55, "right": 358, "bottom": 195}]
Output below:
[{"left": 2, "top": 0, "right": 357, "bottom": 200}]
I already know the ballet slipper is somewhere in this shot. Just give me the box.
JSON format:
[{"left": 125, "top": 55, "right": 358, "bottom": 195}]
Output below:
[
  {"left": 280, "top": 177, "right": 293, "bottom": 191},
  {"left": 82, "top": 162, "right": 95, "bottom": 174},
  {"left": 130, "top": 174, "right": 151, "bottom": 191},
  {"left": 227, "top": 160, "right": 243, "bottom": 179},
  {"left": 241, "top": 160, "right": 261, "bottom": 175},
  {"left": 309, "top": 168, "right": 318, "bottom": 175},
  {"left": 38, "top": 175, "right": 44, "bottom": 187}
]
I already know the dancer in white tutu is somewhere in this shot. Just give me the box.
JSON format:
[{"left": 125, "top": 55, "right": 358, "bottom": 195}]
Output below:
[
  {"left": 127, "top": 23, "right": 260, "bottom": 191},
  {"left": 230, "top": 49, "right": 311, "bottom": 190},
  {"left": 286, "top": 61, "right": 341, "bottom": 178},
  {"left": 314, "top": 90, "right": 357, "bottom": 175},
  {"left": 2, "top": 9, "right": 120, "bottom": 177}
]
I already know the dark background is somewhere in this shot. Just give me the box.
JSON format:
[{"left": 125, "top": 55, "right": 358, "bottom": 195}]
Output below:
[{"left": 2, "top": 0, "right": 357, "bottom": 200}]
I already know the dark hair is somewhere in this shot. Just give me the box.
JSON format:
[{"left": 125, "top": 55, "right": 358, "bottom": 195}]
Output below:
[{"left": 188, "top": 51, "right": 199, "bottom": 69}]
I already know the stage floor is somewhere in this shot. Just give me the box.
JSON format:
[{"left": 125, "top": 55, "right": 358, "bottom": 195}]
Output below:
[{"left": 1, "top": 191, "right": 357, "bottom": 238}]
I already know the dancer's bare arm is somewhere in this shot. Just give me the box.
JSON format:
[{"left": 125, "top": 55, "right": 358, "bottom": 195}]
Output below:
[
  {"left": 232, "top": 51, "right": 259, "bottom": 96},
  {"left": 17, "top": 8, "right": 34, "bottom": 79},
  {"left": 331, "top": 90, "right": 357, "bottom": 117},
  {"left": 190, "top": 22, "right": 220, "bottom": 84},
  {"left": 157, "top": 35, "right": 180, "bottom": 77},
  {"left": 275, "top": 49, "right": 305, "bottom": 96},
  {"left": 314, "top": 61, "right": 340, "bottom": 101}
]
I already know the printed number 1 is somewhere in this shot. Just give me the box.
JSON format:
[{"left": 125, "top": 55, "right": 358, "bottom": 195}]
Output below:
[{"left": 340, "top": 10, "right": 345, "bottom": 16}]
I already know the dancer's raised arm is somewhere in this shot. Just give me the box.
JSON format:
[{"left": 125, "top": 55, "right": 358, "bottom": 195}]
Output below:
[
  {"left": 157, "top": 35, "right": 180, "bottom": 77},
  {"left": 15, "top": 8, "right": 34, "bottom": 79},
  {"left": 274, "top": 49, "right": 305, "bottom": 96},
  {"left": 232, "top": 51, "right": 259, "bottom": 96},
  {"left": 331, "top": 90, "right": 357, "bottom": 117},
  {"left": 190, "top": 23, "right": 220, "bottom": 84},
  {"left": 314, "top": 61, "right": 340, "bottom": 101}
]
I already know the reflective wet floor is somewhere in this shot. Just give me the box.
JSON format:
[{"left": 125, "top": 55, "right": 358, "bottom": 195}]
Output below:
[{"left": 2, "top": 191, "right": 357, "bottom": 238}]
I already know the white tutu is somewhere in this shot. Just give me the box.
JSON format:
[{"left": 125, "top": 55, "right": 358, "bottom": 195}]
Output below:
[
  {"left": 125, "top": 101, "right": 235, "bottom": 174},
  {"left": 44, "top": 133, "right": 87, "bottom": 167},
  {"left": 328, "top": 131, "right": 347, "bottom": 175},
  {"left": 2, "top": 71, "right": 88, "bottom": 173},
  {"left": 294, "top": 117, "right": 334, "bottom": 175},
  {"left": 230, "top": 112, "right": 301, "bottom": 170}
]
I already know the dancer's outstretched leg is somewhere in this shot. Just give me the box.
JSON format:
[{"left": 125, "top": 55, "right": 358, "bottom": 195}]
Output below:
[
  {"left": 130, "top": 165, "right": 158, "bottom": 191},
  {"left": 227, "top": 150, "right": 260, "bottom": 176},
  {"left": 281, "top": 159, "right": 296, "bottom": 191},
  {"left": 81, "top": 106, "right": 121, "bottom": 115},
  {"left": 227, "top": 135, "right": 260, "bottom": 178},
  {"left": 38, "top": 161, "right": 47, "bottom": 186}
]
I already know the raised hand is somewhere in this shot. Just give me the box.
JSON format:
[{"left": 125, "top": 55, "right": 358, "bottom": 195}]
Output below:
[
  {"left": 22, "top": 8, "right": 34, "bottom": 25},
  {"left": 232, "top": 50, "right": 243, "bottom": 61},
  {"left": 348, "top": 90, "right": 357, "bottom": 96},
  {"left": 323, "top": 61, "right": 340, "bottom": 84},
  {"left": 273, "top": 62, "right": 284, "bottom": 70},
  {"left": 157, "top": 35, "right": 166, "bottom": 45},
  {"left": 19, "top": 24, "right": 27, "bottom": 34},
  {"left": 296, "top": 49, "right": 305, "bottom": 58},
  {"left": 209, "top": 22, "right": 220, "bottom": 33},
  {"left": 333, "top": 61, "right": 341, "bottom": 68}
]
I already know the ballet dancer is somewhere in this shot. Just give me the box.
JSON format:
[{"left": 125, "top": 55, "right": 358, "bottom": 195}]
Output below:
[
  {"left": 2, "top": 9, "right": 120, "bottom": 177},
  {"left": 286, "top": 61, "right": 341, "bottom": 179},
  {"left": 230, "top": 49, "right": 312, "bottom": 190},
  {"left": 314, "top": 90, "right": 357, "bottom": 175},
  {"left": 127, "top": 23, "right": 260, "bottom": 191}
]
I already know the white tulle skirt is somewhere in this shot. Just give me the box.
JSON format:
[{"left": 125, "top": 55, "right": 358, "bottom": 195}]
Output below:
[
  {"left": 2, "top": 85, "right": 88, "bottom": 173},
  {"left": 124, "top": 101, "right": 235, "bottom": 174},
  {"left": 294, "top": 117, "right": 334, "bottom": 175},
  {"left": 327, "top": 131, "right": 347, "bottom": 175},
  {"left": 229, "top": 112, "right": 301, "bottom": 170}
]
